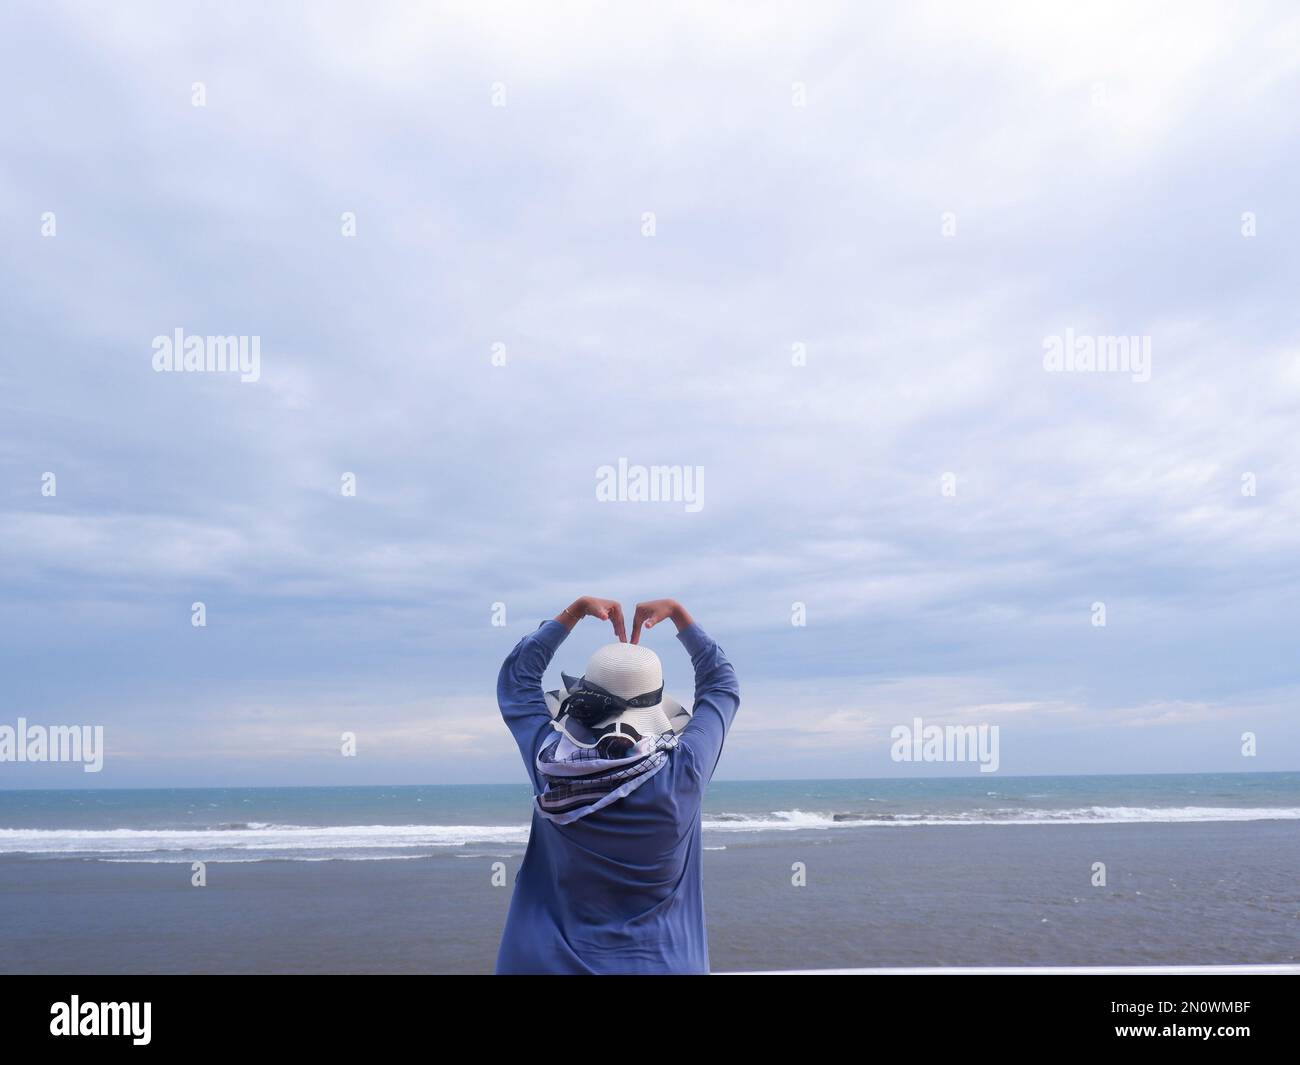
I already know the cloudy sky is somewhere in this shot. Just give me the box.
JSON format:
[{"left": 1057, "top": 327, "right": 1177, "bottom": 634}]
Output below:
[{"left": 2, "top": 1, "right": 1298, "bottom": 787}]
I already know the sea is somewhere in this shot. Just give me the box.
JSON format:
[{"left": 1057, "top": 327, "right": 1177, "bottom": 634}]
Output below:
[{"left": 1, "top": 773, "right": 1297, "bottom": 973}]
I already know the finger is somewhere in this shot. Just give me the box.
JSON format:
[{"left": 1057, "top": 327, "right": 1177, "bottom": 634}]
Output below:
[
  {"left": 609, "top": 604, "right": 627, "bottom": 642},
  {"left": 630, "top": 608, "right": 645, "bottom": 645}
]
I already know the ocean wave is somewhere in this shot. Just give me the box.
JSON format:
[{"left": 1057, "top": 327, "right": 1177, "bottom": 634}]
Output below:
[
  {"left": 93, "top": 854, "right": 436, "bottom": 864},
  {"left": 0, "top": 823, "right": 530, "bottom": 856},
  {"left": 3, "top": 805, "right": 1297, "bottom": 859},
  {"left": 701, "top": 806, "right": 1300, "bottom": 831}
]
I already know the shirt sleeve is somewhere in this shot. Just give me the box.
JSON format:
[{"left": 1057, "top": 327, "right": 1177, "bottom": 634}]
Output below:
[
  {"left": 675, "top": 623, "right": 740, "bottom": 785},
  {"left": 497, "top": 620, "right": 569, "bottom": 789}
]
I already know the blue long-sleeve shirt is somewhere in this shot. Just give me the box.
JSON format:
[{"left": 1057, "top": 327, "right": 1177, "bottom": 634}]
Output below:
[{"left": 495, "top": 619, "right": 740, "bottom": 974}]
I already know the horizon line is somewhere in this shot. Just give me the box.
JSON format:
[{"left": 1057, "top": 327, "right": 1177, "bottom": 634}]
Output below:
[{"left": 1, "top": 767, "right": 1297, "bottom": 794}]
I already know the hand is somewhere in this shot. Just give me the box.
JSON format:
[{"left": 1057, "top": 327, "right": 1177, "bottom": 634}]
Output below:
[
  {"left": 558, "top": 596, "right": 627, "bottom": 642},
  {"left": 631, "top": 599, "right": 692, "bottom": 644}
]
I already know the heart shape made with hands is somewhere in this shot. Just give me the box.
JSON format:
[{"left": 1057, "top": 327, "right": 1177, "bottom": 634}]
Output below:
[{"left": 567, "top": 597, "right": 686, "bottom": 645}]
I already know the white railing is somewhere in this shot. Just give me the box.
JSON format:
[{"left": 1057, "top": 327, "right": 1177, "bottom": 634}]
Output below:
[{"left": 725, "top": 963, "right": 1300, "bottom": 975}]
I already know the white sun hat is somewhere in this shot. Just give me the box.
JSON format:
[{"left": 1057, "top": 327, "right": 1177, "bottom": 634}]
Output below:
[{"left": 544, "top": 642, "right": 691, "bottom": 746}]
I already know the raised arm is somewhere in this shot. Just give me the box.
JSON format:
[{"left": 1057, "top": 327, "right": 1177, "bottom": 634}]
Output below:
[
  {"left": 498, "top": 596, "right": 625, "bottom": 783},
  {"left": 555, "top": 595, "right": 626, "bottom": 642},
  {"left": 629, "top": 597, "right": 693, "bottom": 645},
  {"left": 631, "top": 599, "right": 739, "bottom": 783}
]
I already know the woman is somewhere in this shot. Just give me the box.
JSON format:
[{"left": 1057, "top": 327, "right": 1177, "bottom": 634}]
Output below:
[{"left": 495, "top": 596, "right": 740, "bottom": 974}]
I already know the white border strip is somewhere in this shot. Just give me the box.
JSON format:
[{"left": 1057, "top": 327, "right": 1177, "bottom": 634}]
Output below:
[{"left": 726, "top": 964, "right": 1300, "bottom": 975}]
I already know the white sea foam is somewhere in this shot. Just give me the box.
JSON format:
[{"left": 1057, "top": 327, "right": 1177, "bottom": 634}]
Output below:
[
  {"left": 3, "top": 805, "right": 1297, "bottom": 860},
  {"left": 95, "top": 854, "right": 434, "bottom": 864},
  {"left": 0, "top": 823, "right": 530, "bottom": 856},
  {"left": 701, "top": 806, "right": 1300, "bottom": 831}
]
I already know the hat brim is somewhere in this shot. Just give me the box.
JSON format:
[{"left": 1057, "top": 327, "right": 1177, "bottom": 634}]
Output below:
[{"left": 545, "top": 683, "right": 691, "bottom": 736}]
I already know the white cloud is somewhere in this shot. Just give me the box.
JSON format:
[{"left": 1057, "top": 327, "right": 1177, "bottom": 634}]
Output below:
[{"left": 3, "top": 1, "right": 1298, "bottom": 782}]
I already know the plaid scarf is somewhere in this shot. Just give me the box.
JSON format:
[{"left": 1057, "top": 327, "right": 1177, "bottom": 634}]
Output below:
[{"left": 534, "top": 729, "right": 678, "bottom": 825}]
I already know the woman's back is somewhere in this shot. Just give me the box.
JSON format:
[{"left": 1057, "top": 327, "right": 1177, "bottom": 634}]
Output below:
[{"left": 494, "top": 599, "right": 739, "bottom": 974}]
